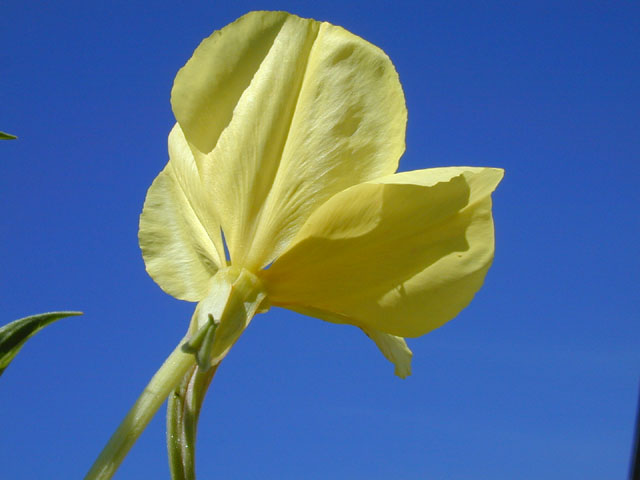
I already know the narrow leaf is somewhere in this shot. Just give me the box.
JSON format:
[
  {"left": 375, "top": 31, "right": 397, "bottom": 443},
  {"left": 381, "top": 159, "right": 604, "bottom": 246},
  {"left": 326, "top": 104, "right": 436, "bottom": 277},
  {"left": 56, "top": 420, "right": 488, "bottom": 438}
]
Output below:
[
  {"left": 0, "top": 131, "right": 17, "bottom": 140},
  {"left": 0, "top": 311, "right": 82, "bottom": 376}
]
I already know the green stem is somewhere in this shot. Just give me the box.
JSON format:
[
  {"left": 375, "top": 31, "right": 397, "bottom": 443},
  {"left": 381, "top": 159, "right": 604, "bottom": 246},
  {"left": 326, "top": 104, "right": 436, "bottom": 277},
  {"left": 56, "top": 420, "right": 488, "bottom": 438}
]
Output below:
[
  {"left": 167, "top": 363, "right": 217, "bottom": 480},
  {"left": 167, "top": 365, "right": 192, "bottom": 480},
  {"left": 84, "top": 339, "right": 196, "bottom": 480}
]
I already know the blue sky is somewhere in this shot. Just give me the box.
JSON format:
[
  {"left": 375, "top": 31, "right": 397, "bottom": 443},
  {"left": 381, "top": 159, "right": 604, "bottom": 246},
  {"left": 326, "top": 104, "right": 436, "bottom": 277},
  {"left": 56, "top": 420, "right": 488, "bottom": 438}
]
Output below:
[{"left": 2, "top": 1, "right": 638, "bottom": 479}]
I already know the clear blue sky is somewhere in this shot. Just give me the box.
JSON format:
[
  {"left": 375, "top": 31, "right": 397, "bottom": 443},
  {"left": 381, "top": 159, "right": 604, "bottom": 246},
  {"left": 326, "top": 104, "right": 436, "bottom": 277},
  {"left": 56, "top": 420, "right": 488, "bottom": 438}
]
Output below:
[{"left": 2, "top": 1, "right": 638, "bottom": 479}]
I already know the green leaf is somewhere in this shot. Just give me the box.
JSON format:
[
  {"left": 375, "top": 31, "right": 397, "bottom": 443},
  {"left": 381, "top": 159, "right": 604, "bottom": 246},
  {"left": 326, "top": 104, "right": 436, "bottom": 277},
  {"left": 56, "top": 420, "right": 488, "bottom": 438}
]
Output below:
[
  {"left": 0, "top": 131, "right": 17, "bottom": 140},
  {"left": 0, "top": 311, "right": 82, "bottom": 376}
]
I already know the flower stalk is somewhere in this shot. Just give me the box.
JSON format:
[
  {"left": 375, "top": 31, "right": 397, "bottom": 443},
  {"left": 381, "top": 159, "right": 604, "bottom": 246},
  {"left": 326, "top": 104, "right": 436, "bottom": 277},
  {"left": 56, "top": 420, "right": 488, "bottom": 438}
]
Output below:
[
  {"left": 84, "top": 340, "right": 195, "bottom": 480},
  {"left": 86, "top": 267, "right": 267, "bottom": 479}
]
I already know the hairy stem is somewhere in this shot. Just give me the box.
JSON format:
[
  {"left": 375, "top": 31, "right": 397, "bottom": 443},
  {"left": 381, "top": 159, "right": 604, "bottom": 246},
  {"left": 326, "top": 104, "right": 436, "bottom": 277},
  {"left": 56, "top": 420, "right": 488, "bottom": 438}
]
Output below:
[{"left": 167, "top": 364, "right": 218, "bottom": 480}]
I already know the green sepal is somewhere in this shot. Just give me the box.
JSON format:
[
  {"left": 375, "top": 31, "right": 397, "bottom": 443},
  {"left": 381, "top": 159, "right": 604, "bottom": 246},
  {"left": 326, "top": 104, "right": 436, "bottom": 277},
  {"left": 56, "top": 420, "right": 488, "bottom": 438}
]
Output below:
[
  {"left": 191, "top": 267, "right": 267, "bottom": 368},
  {"left": 0, "top": 131, "right": 17, "bottom": 140},
  {"left": 0, "top": 311, "right": 82, "bottom": 376},
  {"left": 181, "top": 314, "right": 218, "bottom": 372}
]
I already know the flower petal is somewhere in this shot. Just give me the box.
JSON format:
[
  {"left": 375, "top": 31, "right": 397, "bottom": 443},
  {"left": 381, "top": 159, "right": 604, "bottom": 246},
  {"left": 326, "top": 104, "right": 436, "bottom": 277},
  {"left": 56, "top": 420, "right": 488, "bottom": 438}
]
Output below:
[
  {"left": 139, "top": 125, "right": 225, "bottom": 301},
  {"left": 172, "top": 11, "right": 407, "bottom": 270},
  {"left": 262, "top": 167, "right": 503, "bottom": 337},
  {"left": 171, "top": 11, "right": 293, "bottom": 155}
]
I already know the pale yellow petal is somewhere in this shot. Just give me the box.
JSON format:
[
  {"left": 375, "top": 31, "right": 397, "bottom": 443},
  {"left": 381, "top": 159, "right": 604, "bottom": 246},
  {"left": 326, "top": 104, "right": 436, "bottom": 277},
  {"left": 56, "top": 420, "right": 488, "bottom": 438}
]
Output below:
[
  {"left": 139, "top": 125, "right": 224, "bottom": 301},
  {"left": 171, "top": 11, "right": 292, "bottom": 154},
  {"left": 246, "top": 21, "right": 407, "bottom": 269},
  {"left": 171, "top": 11, "right": 406, "bottom": 269},
  {"left": 191, "top": 14, "right": 320, "bottom": 268},
  {"left": 262, "top": 167, "right": 503, "bottom": 338}
]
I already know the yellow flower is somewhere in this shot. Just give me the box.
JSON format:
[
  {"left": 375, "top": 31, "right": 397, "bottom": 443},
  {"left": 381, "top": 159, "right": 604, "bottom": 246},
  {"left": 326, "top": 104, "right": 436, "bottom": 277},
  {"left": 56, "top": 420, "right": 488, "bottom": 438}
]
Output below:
[{"left": 139, "top": 11, "right": 503, "bottom": 378}]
